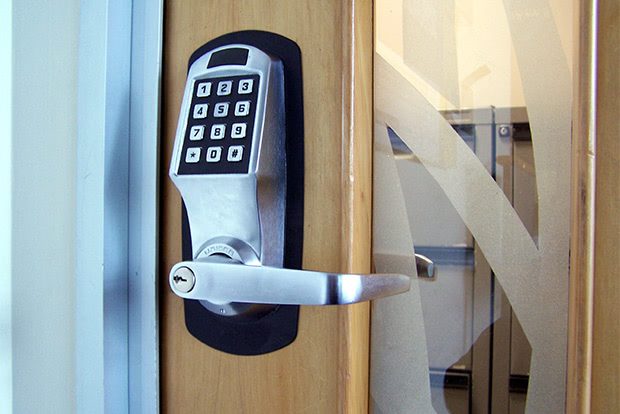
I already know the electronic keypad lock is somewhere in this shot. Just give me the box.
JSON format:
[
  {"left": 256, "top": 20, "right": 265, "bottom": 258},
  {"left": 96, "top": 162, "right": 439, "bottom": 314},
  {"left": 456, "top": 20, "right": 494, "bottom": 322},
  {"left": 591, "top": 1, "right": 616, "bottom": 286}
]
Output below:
[{"left": 168, "top": 31, "right": 411, "bottom": 355}]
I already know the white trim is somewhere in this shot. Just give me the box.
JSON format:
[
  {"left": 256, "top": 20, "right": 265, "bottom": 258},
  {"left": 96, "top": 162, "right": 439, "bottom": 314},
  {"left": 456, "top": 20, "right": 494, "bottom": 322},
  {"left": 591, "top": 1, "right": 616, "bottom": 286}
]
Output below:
[
  {"left": 128, "top": 0, "right": 162, "bottom": 412},
  {"left": 76, "top": 0, "right": 162, "bottom": 411},
  {"left": 75, "top": 0, "right": 132, "bottom": 412},
  {"left": 0, "top": 1, "right": 12, "bottom": 412}
]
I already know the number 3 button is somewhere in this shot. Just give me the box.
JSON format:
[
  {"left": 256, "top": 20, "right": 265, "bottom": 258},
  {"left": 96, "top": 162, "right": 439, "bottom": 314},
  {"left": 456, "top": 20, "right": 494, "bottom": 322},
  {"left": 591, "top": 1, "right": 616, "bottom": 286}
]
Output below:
[{"left": 238, "top": 79, "right": 253, "bottom": 94}]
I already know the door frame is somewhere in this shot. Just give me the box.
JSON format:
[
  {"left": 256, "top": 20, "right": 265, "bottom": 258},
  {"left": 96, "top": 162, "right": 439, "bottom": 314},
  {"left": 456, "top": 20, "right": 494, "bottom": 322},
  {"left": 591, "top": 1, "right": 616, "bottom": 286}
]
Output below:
[{"left": 74, "top": 0, "right": 162, "bottom": 412}]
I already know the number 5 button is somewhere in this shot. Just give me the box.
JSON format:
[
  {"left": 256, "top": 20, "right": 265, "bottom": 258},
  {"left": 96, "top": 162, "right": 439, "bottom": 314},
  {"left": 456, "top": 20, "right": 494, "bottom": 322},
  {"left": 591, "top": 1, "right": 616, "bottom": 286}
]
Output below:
[{"left": 234, "top": 101, "right": 250, "bottom": 116}]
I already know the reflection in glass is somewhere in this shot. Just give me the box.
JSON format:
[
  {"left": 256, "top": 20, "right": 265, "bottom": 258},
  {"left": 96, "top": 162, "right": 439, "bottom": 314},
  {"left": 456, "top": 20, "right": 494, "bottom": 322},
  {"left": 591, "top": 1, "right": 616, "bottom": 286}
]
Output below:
[{"left": 373, "top": 1, "right": 573, "bottom": 413}]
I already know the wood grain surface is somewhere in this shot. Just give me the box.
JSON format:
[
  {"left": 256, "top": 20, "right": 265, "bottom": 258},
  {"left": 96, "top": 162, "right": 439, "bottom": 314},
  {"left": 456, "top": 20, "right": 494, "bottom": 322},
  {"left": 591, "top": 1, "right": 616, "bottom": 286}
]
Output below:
[
  {"left": 568, "top": 0, "right": 619, "bottom": 412},
  {"left": 591, "top": 0, "right": 619, "bottom": 411},
  {"left": 159, "top": 1, "right": 373, "bottom": 413}
]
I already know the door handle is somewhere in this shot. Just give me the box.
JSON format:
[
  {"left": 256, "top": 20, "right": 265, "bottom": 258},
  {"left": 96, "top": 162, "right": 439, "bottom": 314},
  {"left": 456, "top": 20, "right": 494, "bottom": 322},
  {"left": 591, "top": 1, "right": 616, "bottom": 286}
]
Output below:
[{"left": 170, "top": 256, "right": 410, "bottom": 309}]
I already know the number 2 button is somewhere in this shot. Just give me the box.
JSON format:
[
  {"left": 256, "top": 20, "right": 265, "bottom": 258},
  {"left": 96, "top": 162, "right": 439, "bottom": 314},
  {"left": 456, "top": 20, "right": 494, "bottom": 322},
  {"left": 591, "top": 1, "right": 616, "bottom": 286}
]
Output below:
[{"left": 217, "top": 81, "right": 232, "bottom": 96}]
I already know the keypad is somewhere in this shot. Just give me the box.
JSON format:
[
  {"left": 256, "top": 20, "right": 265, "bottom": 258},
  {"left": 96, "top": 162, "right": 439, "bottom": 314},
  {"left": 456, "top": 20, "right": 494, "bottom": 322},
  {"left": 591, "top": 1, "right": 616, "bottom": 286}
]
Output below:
[{"left": 178, "top": 74, "right": 259, "bottom": 175}]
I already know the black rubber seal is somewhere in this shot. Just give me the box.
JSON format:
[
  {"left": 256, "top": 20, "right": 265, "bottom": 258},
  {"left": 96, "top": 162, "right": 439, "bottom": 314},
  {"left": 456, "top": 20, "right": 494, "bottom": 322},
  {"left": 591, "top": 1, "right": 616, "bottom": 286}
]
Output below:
[{"left": 180, "top": 31, "right": 304, "bottom": 356}]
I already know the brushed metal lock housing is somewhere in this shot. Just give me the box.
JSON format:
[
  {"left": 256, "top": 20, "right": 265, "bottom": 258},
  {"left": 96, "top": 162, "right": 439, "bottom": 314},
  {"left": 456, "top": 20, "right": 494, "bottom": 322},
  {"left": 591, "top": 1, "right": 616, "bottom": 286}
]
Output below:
[{"left": 168, "top": 31, "right": 411, "bottom": 355}]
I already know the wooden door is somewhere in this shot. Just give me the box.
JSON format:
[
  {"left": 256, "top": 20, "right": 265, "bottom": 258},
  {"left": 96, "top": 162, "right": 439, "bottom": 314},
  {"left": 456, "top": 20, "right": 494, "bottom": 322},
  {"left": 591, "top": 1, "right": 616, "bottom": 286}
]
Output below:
[{"left": 160, "top": 2, "right": 373, "bottom": 413}]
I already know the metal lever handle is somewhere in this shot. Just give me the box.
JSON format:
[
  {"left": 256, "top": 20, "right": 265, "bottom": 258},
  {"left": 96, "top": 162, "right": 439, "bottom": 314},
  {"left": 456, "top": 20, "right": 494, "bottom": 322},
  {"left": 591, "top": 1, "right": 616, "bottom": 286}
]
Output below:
[{"left": 170, "top": 256, "right": 411, "bottom": 306}]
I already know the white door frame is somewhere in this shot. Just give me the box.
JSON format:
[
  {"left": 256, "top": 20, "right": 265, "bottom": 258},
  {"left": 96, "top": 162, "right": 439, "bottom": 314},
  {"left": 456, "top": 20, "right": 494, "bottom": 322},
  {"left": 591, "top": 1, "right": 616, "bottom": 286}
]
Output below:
[{"left": 75, "top": 0, "right": 162, "bottom": 412}]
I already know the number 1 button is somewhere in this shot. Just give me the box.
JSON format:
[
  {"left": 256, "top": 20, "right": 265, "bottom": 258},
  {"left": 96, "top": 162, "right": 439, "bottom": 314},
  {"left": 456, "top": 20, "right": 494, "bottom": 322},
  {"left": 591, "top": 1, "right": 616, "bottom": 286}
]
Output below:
[{"left": 196, "top": 82, "right": 211, "bottom": 97}]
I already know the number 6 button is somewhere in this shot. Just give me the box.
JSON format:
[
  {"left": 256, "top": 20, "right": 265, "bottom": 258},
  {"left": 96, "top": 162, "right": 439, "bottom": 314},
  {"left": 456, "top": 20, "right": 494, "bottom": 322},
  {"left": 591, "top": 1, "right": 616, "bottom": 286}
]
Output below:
[{"left": 234, "top": 101, "right": 250, "bottom": 116}]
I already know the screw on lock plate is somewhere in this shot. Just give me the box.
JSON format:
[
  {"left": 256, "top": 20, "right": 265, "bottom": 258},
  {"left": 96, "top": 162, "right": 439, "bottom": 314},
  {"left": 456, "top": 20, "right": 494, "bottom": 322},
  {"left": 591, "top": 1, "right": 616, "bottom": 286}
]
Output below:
[{"left": 172, "top": 266, "right": 196, "bottom": 293}]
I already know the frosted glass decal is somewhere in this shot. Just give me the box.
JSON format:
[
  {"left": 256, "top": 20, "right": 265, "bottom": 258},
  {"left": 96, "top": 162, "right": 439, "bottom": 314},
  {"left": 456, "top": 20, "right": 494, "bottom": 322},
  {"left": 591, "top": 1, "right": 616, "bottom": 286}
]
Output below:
[
  {"left": 502, "top": 1, "right": 572, "bottom": 411},
  {"left": 375, "top": 39, "right": 570, "bottom": 413},
  {"left": 371, "top": 125, "right": 436, "bottom": 413},
  {"left": 402, "top": 0, "right": 460, "bottom": 106}
]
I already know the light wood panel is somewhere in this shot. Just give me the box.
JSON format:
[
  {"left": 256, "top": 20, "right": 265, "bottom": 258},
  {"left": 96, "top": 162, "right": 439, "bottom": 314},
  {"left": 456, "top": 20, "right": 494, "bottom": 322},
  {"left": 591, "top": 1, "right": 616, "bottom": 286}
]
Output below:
[
  {"left": 568, "top": 1, "right": 597, "bottom": 411},
  {"left": 591, "top": 0, "right": 619, "bottom": 411},
  {"left": 568, "top": 0, "right": 619, "bottom": 412},
  {"left": 160, "top": 1, "right": 373, "bottom": 413}
]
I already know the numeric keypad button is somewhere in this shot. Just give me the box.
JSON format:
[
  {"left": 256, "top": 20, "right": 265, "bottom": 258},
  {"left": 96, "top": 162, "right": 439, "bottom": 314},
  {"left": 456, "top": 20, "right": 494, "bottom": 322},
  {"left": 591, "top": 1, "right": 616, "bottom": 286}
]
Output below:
[
  {"left": 238, "top": 79, "right": 253, "bottom": 94},
  {"left": 213, "top": 102, "right": 229, "bottom": 118},
  {"left": 185, "top": 147, "right": 201, "bottom": 163},
  {"left": 206, "top": 146, "right": 222, "bottom": 162},
  {"left": 189, "top": 125, "right": 205, "bottom": 141},
  {"left": 193, "top": 104, "right": 208, "bottom": 119},
  {"left": 234, "top": 101, "right": 251, "bottom": 116},
  {"left": 210, "top": 124, "right": 226, "bottom": 140},
  {"left": 227, "top": 145, "right": 244, "bottom": 162},
  {"left": 196, "top": 82, "right": 211, "bottom": 97},
  {"left": 216, "top": 81, "right": 233, "bottom": 96},
  {"left": 231, "top": 123, "right": 247, "bottom": 139}
]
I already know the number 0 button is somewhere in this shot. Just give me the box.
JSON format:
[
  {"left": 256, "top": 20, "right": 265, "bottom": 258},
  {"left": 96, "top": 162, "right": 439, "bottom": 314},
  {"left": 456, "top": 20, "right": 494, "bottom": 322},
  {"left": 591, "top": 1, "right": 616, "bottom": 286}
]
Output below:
[
  {"left": 235, "top": 101, "right": 250, "bottom": 116},
  {"left": 206, "top": 146, "right": 222, "bottom": 162}
]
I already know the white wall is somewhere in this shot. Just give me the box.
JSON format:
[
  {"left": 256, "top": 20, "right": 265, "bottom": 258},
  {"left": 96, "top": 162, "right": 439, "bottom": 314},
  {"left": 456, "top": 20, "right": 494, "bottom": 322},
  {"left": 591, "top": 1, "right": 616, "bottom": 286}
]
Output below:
[
  {"left": 11, "top": 0, "right": 79, "bottom": 412},
  {"left": 1, "top": 1, "right": 13, "bottom": 412}
]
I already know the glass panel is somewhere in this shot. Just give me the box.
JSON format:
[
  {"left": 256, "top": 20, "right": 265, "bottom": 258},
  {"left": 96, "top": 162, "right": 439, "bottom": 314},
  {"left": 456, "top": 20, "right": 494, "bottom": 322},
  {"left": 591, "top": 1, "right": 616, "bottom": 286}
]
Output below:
[{"left": 372, "top": 1, "right": 573, "bottom": 413}]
